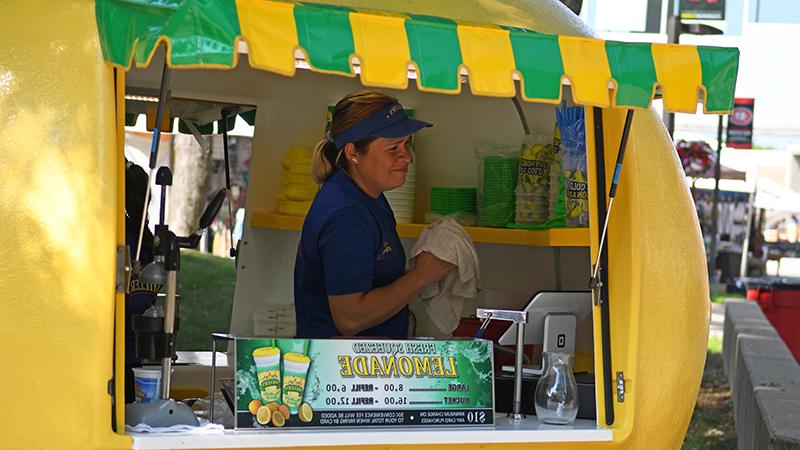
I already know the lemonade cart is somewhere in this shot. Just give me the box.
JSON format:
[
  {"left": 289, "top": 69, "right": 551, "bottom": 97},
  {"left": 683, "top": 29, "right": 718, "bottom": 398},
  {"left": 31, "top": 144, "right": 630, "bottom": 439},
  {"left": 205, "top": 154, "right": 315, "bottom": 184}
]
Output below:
[{"left": 0, "top": 0, "right": 738, "bottom": 449}]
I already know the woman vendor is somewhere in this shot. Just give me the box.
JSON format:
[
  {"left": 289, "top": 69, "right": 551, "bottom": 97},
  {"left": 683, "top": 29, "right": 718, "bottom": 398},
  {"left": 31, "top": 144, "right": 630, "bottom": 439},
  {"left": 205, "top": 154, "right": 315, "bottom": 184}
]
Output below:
[{"left": 294, "top": 91, "right": 455, "bottom": 338}]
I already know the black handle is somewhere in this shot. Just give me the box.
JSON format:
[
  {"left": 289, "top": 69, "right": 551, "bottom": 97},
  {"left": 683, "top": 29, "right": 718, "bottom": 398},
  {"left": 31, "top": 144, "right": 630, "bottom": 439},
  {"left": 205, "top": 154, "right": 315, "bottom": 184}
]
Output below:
[
  {"left": 608, "top": 109, "right": 634, "bottom": 199},
  {"left": 199, "top": 189, "right": 226, "bottom": 230},
  {"left": 156, "top": 167, "right": 172, "bottom": 226},
  {"left": 148, "top": 63, "right": 172, "bottom": 169}
]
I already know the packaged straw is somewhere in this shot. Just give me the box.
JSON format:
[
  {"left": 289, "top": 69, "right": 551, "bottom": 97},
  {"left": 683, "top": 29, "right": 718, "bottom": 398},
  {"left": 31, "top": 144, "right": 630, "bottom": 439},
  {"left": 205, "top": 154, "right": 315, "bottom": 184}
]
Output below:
[{"left": 556, "top": 104, "right": 589, "bottom": 228}]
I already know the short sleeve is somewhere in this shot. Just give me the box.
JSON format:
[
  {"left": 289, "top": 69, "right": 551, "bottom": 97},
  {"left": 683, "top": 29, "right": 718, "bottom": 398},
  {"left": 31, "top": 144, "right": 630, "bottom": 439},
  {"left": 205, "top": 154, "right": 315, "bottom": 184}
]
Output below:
[{"left": 319, "top": 208, "right": 378, "bottom": 296}]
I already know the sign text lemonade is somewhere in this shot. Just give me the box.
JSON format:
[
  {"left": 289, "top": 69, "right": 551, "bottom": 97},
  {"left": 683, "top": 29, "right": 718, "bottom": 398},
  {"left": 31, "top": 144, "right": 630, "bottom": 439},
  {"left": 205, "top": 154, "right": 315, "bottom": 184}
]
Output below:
[{"left": 337, "top": 341, "right": 458, "bottom": 378}]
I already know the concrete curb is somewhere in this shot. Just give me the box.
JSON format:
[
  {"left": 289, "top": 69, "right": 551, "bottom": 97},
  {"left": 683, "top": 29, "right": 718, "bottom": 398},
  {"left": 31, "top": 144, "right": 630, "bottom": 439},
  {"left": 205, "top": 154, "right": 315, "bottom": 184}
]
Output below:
[{"left": 722, "top": 300, "right": 800, "bottom": 450}]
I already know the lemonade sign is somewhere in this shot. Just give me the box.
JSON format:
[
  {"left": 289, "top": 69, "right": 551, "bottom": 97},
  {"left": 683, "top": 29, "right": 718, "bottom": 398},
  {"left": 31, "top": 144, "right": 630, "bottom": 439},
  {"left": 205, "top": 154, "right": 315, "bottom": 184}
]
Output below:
[{"left": 234, "top": 338, "right": 494, "bottom": 429}]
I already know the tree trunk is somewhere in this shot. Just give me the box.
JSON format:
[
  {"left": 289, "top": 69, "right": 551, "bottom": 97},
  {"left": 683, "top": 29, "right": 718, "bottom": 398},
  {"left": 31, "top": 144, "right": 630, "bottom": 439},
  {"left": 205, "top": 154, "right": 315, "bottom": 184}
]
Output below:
[{"left": 170, "top": 134, "right": 210, "bottom": 236}]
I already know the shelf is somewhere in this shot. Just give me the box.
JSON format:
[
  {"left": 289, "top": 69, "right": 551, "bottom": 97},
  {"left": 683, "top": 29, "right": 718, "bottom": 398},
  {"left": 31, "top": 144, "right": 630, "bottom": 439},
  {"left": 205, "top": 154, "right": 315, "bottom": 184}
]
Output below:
[
  {"left": 130, "top": 415, "right": 611, "bottom": 448},
  {"left": 251, "top": 212, "right": 589, "bottom": 247}
]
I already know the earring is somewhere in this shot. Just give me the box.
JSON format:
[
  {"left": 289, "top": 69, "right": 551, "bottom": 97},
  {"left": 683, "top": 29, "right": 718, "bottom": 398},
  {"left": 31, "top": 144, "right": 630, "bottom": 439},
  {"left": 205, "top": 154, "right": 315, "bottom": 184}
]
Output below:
[{"left": 352, "top": 158, "right": 358, "bottom": 163}]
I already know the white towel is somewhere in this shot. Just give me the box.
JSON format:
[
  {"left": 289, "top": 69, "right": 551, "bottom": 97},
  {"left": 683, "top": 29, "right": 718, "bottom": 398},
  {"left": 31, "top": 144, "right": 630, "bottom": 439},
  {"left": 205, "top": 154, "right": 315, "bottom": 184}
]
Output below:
[
  {"left": 125, "top": 419, "right": 224, "bottom": 434},
  {"left": 410, "top": 218, "right": 480, "bottom": 334}
]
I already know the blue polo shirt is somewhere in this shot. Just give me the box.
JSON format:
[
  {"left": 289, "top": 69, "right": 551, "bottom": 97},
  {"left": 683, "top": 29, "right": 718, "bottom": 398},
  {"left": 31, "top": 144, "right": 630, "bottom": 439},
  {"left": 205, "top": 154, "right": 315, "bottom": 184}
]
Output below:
[{"left": 294, "top": 169, "right": 408, "bottom": 338}]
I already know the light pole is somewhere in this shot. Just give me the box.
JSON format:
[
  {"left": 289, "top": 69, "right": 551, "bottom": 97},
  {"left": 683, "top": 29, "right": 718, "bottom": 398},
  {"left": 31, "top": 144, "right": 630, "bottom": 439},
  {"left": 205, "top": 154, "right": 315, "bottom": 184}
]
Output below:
[
  {"left": 664, "top": 12, "right": 725, "bottom": 281},
  {"left": 708, "top": 115, "right": 725, "bottom": 279},
  {"left": 663, "top": 15, "right": 723, "bottom": 139}
]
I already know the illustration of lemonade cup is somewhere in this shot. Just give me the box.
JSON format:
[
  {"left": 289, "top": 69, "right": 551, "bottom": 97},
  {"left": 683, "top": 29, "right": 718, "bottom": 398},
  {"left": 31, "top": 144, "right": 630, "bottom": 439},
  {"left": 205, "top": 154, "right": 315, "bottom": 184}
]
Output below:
[
  {"left": 252, "top": 347, "right": 282, "bottom": 404},
  {"left": 282, "top": 352, "right": 311, "bottom": 415},
  {"left": 276, "top": 338, "right": 309, "bottom": 356}
]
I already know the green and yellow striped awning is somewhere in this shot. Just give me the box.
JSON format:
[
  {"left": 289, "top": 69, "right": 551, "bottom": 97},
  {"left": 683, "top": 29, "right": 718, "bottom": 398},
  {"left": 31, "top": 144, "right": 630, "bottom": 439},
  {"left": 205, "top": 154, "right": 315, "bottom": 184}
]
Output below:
[{"left": 96, "top": 0, "right": 740, "bottom": 114}]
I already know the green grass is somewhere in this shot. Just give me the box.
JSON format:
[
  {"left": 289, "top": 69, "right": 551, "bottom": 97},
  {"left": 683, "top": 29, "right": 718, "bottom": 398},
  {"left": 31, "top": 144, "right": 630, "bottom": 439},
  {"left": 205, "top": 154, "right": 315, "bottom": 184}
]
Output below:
[
  {"left": 711, "top": 293, "right": 745, "bottom": 304},
  {"left": 175, "top": 249, "right": 236, "bottom": 351},
  {"left": 707, "top": 335, "right": 723, "bottom": 354}
]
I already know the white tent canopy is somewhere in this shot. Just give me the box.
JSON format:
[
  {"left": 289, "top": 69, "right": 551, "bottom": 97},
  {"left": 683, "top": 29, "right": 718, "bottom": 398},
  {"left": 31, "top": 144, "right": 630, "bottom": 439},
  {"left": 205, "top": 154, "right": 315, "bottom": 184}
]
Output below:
[{"left": 755, "top": 177, "right": 800, "bottom": 214}]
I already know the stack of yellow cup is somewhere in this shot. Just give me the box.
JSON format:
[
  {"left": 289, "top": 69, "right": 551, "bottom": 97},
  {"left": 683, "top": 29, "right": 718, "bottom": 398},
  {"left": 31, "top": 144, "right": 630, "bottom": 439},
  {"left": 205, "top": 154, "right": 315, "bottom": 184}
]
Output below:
[{"left": 277, "top": 147, "right": 318, "bottom": 216}]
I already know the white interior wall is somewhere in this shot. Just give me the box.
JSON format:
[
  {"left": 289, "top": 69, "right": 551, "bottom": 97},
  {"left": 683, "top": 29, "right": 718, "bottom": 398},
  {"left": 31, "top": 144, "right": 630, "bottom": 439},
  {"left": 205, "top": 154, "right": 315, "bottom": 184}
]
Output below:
[{"left": 126, "top": 53, "right": 590, "bottom": 338}]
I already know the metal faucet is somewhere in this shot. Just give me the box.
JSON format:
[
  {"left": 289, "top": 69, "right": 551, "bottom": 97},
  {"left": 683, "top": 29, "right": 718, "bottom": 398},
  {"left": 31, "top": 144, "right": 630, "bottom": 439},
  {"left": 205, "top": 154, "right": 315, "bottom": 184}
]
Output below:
[{"left": 476, "top": 308, "right": 528, "bottom": 420}]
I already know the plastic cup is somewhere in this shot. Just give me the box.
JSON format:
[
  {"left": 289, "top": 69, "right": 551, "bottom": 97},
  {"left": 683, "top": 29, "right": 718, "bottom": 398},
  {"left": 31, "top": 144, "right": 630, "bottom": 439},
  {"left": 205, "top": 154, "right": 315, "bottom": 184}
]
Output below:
[
  {"left": 386, "top": 191, "right": 414, "bottom": 198},
  {"left": 388, "top": 198, "right": 415, "bottom": 206},
  {"left": 390, "top": 209, "right": 414, "bottom": 217},
  {"left": 517, "top": 191, "right": 550, "bottom": 200},
  {"left": 282, "top": 353, "right": 311, "bottom": 415},
  {"left": 133, "top": 367, "right": 162, "bottom": 403},
  {"left": 253, "top": 347, "right": 282, "bottom": 404}
]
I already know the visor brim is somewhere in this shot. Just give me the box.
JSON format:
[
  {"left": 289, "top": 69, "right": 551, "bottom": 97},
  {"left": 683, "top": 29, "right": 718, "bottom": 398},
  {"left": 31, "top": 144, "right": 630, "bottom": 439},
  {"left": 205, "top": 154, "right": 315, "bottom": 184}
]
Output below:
[{"left": 372, "top": 117, "right": 433, "bottom": 139}]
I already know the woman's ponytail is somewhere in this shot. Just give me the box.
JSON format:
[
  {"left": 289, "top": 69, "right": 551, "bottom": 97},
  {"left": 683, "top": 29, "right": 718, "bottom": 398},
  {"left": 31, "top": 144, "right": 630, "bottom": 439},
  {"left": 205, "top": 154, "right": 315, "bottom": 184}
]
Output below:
[{"left": 311, "top": 138, "right": 339, "bottom": 184}]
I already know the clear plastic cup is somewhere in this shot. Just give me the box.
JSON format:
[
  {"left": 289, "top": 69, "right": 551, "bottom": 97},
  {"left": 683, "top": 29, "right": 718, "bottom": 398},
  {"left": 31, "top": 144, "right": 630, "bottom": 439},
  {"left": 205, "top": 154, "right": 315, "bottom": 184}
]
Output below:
[
  {"left": 282, "top": 353, "right": 311, "bottom": 415},
  {"left": 253, "top": 347, "right": 282, "bottom": 404}
]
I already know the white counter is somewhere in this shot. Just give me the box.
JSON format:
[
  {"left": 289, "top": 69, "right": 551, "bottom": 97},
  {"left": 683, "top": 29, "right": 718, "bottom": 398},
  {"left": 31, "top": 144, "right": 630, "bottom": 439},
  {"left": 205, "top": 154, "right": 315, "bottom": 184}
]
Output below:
[{"left": 130, "top": 415, "right": 612, "bottom": 449}]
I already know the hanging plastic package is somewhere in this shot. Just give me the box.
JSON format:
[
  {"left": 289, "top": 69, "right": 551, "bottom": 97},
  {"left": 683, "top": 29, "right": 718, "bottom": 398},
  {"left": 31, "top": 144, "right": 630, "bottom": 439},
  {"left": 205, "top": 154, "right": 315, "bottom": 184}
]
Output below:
[
  {"left": 515, "top": 136, "right": 552, "bottom": 225},
  {"left": 548, "top": 122, "right": 566, "bottom": 225},
  {"left": 557, "top": 105, "right": 589, "bottom": 228}
]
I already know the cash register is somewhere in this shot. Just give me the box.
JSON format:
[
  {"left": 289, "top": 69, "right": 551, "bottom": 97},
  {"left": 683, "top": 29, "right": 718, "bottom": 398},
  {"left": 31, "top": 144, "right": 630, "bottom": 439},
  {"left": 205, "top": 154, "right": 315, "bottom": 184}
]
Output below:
[{"left": 483, "top": 291, "right": 597, "bottom": 419}]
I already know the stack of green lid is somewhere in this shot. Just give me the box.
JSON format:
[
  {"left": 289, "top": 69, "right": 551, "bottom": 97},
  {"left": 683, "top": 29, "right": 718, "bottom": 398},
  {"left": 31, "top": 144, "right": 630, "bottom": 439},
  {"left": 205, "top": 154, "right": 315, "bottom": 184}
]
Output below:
[
  {"left": 480, "top": 155, "right": 519, "bottom": 227},
  {"left": 431, "top": 187, "right": 477, "bottom": 215}
]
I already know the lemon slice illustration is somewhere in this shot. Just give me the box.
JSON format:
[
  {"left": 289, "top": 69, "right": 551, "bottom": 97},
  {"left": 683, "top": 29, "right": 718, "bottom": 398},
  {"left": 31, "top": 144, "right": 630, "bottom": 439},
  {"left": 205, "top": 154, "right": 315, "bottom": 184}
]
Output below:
[
  {"left": 299, "top": 403, "right": 313, "bottom": 423},
  {"left": 272, "top": 411, "right": 286, "bottom": 427},
  {"left": 256, "top": 405, "right": 272, "bottom": 425}
]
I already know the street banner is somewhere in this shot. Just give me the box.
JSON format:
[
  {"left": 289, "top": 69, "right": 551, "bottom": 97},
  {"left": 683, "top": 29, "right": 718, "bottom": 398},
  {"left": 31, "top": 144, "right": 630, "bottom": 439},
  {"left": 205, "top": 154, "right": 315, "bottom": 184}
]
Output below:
[
  {"left": 233, "top": 337, "right": 495, "bottom": 429},
  {"left": 727, "top": 98, "right": 755, "bottom": 149}
]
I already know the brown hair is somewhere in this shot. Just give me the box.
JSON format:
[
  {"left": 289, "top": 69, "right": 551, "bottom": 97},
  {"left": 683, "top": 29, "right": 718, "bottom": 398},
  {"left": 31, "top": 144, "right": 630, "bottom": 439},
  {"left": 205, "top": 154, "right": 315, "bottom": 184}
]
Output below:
[{"left": 311, "top": 91, "right": 397, "bottom": 184}]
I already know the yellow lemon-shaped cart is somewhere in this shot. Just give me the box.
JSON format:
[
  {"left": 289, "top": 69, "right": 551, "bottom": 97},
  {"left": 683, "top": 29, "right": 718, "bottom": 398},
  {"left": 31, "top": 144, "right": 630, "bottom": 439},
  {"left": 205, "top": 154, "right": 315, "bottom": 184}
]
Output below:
[{"left": 0, "top": 0, "right": 738, "bottom": 449}]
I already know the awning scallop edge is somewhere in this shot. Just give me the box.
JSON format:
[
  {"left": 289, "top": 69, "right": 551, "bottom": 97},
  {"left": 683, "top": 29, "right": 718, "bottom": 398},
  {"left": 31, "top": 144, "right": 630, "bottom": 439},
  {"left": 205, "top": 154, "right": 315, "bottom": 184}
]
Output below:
[{"left": 96, "top": 0, "right": 739, "bottom": 114}]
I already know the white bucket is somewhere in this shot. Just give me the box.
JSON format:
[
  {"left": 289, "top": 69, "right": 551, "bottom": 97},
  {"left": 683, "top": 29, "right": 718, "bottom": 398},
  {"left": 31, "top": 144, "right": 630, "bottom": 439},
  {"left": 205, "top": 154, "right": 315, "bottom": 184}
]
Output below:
[{"left": 132, "top": 367, "right": 163, "bottom": 403}]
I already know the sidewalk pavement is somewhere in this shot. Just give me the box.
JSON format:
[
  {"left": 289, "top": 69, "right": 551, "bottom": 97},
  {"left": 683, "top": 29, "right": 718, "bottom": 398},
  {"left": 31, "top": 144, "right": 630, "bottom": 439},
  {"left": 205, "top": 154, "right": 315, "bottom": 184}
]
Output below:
[{"left": 710, "top": 301, "right": 724, "bottom": 340}]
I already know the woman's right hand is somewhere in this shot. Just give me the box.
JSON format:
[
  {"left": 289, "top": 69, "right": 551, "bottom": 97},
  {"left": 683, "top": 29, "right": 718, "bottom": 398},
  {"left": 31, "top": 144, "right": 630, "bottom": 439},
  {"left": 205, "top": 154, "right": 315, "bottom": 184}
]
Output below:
[
  {"left": 328, "top": 252, "right": 456, "bottom": 336},
  {"left": 412, "top": 251, "right": 456, "bottom": 285}
]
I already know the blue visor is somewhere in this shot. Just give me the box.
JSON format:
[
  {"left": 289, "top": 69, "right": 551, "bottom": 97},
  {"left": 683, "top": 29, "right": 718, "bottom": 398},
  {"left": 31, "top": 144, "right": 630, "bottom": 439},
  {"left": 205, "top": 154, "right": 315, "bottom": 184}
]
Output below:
[{"left": 329, "top": 102, "right": 432, "bottom": 150}]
